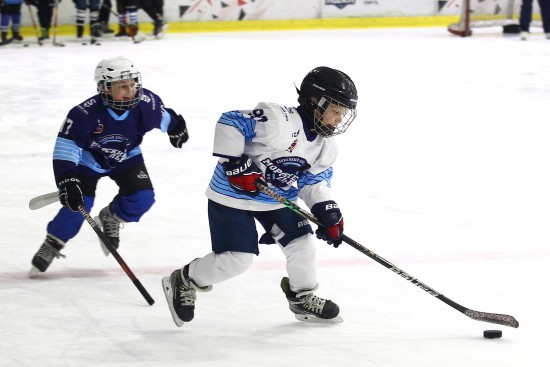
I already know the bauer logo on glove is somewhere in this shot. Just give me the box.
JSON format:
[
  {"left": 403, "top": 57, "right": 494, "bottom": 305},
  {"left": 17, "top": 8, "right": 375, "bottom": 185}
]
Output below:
[{"left": 222, "top": 154, "right": 266, "bottom": 197}]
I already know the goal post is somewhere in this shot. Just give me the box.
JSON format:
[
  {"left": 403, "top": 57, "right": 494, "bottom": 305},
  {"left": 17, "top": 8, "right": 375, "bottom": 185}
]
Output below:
[{"left": 445, "top": 0, "right": 542, "bottom": 37}]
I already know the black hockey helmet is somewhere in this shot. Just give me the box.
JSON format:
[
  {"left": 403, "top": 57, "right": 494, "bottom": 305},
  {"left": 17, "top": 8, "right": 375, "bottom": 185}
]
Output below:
[{"left": 297, "top": 66, "right": 358, "bottom": 137}]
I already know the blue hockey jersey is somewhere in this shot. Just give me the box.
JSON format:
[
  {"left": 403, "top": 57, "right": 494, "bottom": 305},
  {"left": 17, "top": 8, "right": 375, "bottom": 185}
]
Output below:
[{"left": 52, "top": 88, "right": 177, "bottom": 182}]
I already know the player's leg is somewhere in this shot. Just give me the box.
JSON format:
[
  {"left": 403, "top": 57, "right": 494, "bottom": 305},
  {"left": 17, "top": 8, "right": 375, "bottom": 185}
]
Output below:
[
  {"left": 75, "top": 0, "right": 87, "bottom": 39},
  {"left": 89, "top": 0, "right": 101, "bottom": 39},
  {"left": 99, "top": 157, "right": 155, "bottom": 250},
  {"left": 256, "top": 208, "right": 341, "bottom": 322},
  {"left": 30, "top": 172, "right": 100, "bottom": 275},
  {"left": 537, "top": 0, "right": 550, "bottom": 36},
  {"left": 125, "top": 0, "right": 145, "bottom": 42},
  {"left": 162, "top": 200, "right": 258, "bottom": 326}
]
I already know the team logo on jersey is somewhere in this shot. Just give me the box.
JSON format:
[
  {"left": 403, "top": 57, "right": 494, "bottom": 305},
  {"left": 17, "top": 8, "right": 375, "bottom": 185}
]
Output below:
[
  {"left": 89, "top": 134, "right": 130, "bottom": 168},
  {"left": 261, "top": 156, "right": 310, "bottom": 190},
  {"left": 94, "top": 121, "right": 104, "bottom": 134}
]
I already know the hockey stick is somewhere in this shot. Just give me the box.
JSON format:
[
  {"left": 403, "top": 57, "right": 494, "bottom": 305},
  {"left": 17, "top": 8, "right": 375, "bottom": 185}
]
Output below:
[
  {"left": 254, "top": 180, "right": 519, "bottom": 328},
  {"left": 51, "top": 0, "right": 65, "bottom": 47},
  {"left": 29, "top": 191, "right": 59, "bottom": 210},
  {"left": 26, "top": 4, "right": 43, "bottom": 46},
  {"left": 78, "top": 205, "right": 155, "bottom": 305}
]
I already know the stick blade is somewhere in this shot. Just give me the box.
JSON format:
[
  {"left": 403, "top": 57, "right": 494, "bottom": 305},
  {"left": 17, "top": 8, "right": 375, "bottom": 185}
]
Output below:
[
  {"left": 465, "top": 309, "right": 519, "bottom": 328},
  {"left": 29, "top": 192, "right": 59, "bottom": 210}
]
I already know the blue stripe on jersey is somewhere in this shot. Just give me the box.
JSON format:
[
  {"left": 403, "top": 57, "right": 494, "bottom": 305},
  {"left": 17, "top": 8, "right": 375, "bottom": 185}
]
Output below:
[
  {"left": 159, "top": 110, "right": 171, "bottom": 133},
  {"left": 218, "top": 111, "right": 256, "bottom": 142},
  {"left": 209, "top": 163, "right": 299, "bottom": 203},
  {"left": 297, "top": 168, "right": 333, "bottom": 190},
  {"left": 106, "top": 108, "right": 130, "bottom": 121},
  {"left": 53, "top": 137, "right": 81, "bottom": 164}
]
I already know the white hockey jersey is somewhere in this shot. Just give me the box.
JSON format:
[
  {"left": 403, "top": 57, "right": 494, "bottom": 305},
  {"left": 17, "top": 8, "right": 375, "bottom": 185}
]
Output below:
[{"left": 206, "top": 102, "right": 338, "bottom": 211}]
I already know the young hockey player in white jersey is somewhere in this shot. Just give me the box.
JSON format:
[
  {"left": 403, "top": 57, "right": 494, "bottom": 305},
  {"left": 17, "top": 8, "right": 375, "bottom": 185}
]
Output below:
[{"left": 162, "top": 66, "right": 358, "bottom": 326}]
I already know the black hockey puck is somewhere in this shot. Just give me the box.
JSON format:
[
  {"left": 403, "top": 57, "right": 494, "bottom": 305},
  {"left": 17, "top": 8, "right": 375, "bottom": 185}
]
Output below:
[{"left": 483, "top": 330, "right": 502, "bottom": 339}]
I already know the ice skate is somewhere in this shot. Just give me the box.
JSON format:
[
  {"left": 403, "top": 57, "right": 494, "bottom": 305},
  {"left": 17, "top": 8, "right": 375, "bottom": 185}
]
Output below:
[
  {"left": 153, "top": 19, "right": 168, "bottom": 39},
  {"left": 280, "top": 277, "right": 343, "bottom": 324},
  {"left": 100, "top": 22, "right": 114, "bottom": 35},
  {"left": 29, "top": 234, "right": 66, "bottom": 277},
  {"left": 162, "top": 265, "right": 211, "bottom": 327},
  {"left": 520, "top": 31, "right": 530, "bottom": 41},
  {"left": 95, "top": 205, "right": 124, "bottom": 256}
]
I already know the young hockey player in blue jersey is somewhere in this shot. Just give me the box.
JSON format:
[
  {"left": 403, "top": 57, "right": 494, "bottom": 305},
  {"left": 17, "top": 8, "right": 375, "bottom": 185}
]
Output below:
[
  {"left": 162, "top": 66, "right": 358, "bottom": 325},
  {"left": 30, "top": 56, "right": 189, "bottom": 276}
]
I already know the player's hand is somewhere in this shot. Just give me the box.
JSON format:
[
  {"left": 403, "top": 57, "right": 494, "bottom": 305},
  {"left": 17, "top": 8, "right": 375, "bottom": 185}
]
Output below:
[
  {"left": 311, "top": 200, "right": 344, "bottom": 247},
  {"left": 168, "top": 114, "right": 189, "bottom": 148},
  {"left": 222, "top": 154, "right": 265, "bottom": 197},
  {"left": 58, "top": 176, "right": 84, "bottom": 212}
]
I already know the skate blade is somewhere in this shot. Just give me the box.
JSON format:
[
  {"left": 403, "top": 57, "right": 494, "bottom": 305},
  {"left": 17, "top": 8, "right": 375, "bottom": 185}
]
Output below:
[
  {"left": 294, "top": 314, "right": 343, "bottom": 324},
  {"left": 28, "top": 266, "right": 42, "bottom": 278},
  {"left": 161, "top": 277, "right": 185, "bottom": 327}
]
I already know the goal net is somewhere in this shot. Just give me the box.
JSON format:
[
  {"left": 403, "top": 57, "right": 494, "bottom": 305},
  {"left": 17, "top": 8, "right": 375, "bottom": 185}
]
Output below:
[{"left": 444, "top": 0, "right": 542, "bottom": 37}]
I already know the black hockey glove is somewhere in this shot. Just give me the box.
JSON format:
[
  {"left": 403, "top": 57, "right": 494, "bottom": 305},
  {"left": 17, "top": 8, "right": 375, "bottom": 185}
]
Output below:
[
  {"left": 311, "top": 200, "right": 344, "bottom": 248},
  {"left": 58, "top": 176, "right": 84, "bottom": 212},
  {"left": 222, "top": 154, "right": 265, "bottom": 197},
  {"left": 168, "top": 114, "right": 189, "bottom": 148}
]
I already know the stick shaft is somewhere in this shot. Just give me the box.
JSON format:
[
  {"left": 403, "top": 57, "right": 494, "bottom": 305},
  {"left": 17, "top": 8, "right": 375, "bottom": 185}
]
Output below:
[
  {"left": 78, "top": 206, "right": 155, "bottom": 306},
  {"left": 255, "top": 180, "right": 518, "bottom": 328}
]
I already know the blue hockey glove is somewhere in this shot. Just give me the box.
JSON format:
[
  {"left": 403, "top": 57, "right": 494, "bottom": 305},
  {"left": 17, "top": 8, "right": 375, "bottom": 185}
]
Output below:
[
  {"left": 58, "top": 176, "right": 84, "bottom": 212},
  {"left": 311, "top": 200, "right": 344, "bottom": 248},
  {"left": 222, "top": 154, "right": 265, "bottom": 197},
  {"left": 168, "top": 114, "right": 189, "bottom": 148}
]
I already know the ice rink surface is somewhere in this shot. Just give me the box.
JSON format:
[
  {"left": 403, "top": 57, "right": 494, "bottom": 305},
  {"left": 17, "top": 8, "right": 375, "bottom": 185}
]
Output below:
[{"left": 1, "top": 27, "right": 549, "bottom": 367}]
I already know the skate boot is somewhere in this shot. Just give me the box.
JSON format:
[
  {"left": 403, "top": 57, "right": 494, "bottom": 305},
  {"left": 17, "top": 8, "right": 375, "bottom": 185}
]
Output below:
[
  {"left": 128, "top": 25, "right": 146, "bottom": 44},
  {"left": 38, "top": 27, "right": 49, "bottom": 41},
  {"left": 280, "top": 277, "right": 342, "bottom": 323},
  {"left": 90, "top": 22, "right": 101, "bottom": 45},
  {"left": 153, "top": 19, "right": 168, "bottom": 39},
  {"left": 0, "top": 31, "right": 11, "bottom": 46},
  {"left": 76, "top": 25, "right": 84, "bottom": 41},
  {"left": 100, "top": 22, "right": 114, "bottom": 34},
  {"left": 520, "top": 31, "right": 530, "bottom": 41},
  {"left": 29, "top": 234, "right": 66, "bottom": 276},
  {"left": 95, "top": 205, "right": 124, "bottom": 256},
  {"left": 161, "top": 264, "right": 212, "bottom": 327},
  {"left": 12, "top": 32, "right": 23, "bottom": 42},
  {"left": 114, "top": 25, "right": 128, "bottom": 38}
]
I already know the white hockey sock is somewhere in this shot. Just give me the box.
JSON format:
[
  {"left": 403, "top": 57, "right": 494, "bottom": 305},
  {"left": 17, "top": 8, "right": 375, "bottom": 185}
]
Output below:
[
  {"left": 189, "top": 251, "right": 254, "bottom": 287},
  {"left": 281, "top": 234, "right": 317, "bottom": 293}
]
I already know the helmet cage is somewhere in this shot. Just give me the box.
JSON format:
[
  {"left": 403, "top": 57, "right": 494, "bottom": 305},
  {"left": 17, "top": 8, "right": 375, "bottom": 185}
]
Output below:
[{"left": 312, "top": 95, "right": 357, "bottom": 137}]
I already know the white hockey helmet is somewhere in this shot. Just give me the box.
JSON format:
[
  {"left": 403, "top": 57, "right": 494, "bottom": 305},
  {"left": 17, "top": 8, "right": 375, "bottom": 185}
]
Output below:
[{"left": 94, "top": 56, "right": 143, "bottom": 110}]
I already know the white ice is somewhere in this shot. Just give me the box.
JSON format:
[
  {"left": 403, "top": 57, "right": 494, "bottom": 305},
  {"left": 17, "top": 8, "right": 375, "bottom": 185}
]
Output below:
[{"left": 1, "top": 27, "right": 549, "bottom": 367}]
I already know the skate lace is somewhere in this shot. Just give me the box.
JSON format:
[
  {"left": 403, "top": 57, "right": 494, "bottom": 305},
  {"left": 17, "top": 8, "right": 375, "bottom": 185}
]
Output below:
[
  {"left": 177, "top": 283, "right": 196, "bottom": 306},
  {"left": 37, "top": 242, "right": 66, "bottom": 261},
  {"left": 102, "top": 214, "right": 123, "bottom": 238},
  {"left": 291, "top": 290, "right": 326, "bottom": 315}
]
